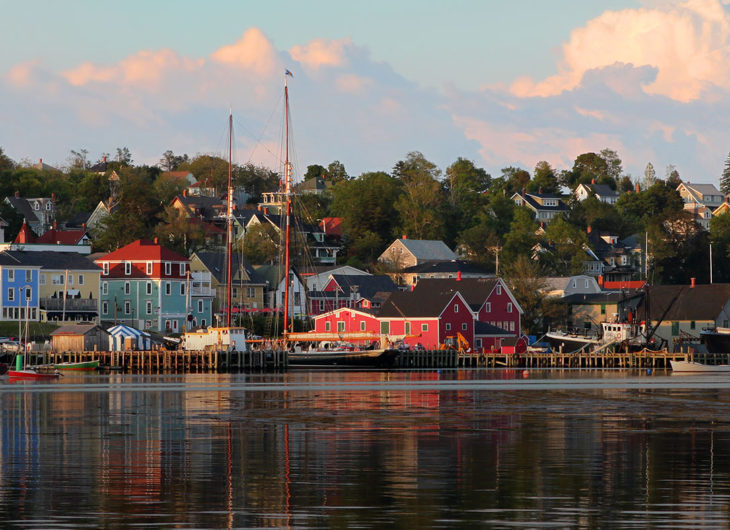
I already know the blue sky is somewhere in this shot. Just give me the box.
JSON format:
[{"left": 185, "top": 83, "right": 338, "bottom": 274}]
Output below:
[{"left": 3, "top": 0, "right": 730, "bottom": 186}]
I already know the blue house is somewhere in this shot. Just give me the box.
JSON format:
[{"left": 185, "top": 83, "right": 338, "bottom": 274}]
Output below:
[{"left": 0, "top": 256, "right": 40, "bottom": 321}]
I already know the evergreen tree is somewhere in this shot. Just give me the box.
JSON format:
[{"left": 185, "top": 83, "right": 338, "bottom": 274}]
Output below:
[{"left": 721, "top": 150, "right": 730, "bottom": 195}]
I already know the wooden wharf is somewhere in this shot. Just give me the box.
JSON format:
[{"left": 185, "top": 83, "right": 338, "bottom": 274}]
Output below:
[
  {"left": 24, "top": 349, "right": 288, "bottom": 373},
  {"left": 20, "top": 348, "right": 723, "bottom": 373}
]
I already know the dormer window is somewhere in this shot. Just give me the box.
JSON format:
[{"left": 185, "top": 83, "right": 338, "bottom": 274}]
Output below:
[
  {"left": 165, "top": 262, "right": 171, "bottom": 275},
  {"left": 103, "top": 263, "right": 109, "bottom": 276},
  {"left": 496, "top": 284, "right": 502, "bottom": 295},
  {"left": 125, "top": 262, "right": 131, "bottom": 275},
  {"left": 34, "top": 202, "right": 39, "bottom": 210}
]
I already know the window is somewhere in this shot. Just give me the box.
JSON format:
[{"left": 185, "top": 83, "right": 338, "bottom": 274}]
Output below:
[
  {"left": 485, "top": 302, "right": 491, "bottom": 312},
  {"left": 146, "top": 262, "right": 153, "bottom": 275},
  {"left": 510, "top": 321, "right": 515, "bottom": 332},
  {"left": 172, "top": 320, "right": 178, "bottom": 331},
  {"left": 7, "top": 289, "right": 14, "bottom": 302},
  {"left": 103, "top": 263, "right": 109, "bottom": 275},
  {"left": 198, "top": 300, "right": 203, "bottom": 312},
  {"left": 165, "top": 320, "right": 171, "bottom": 331},
  {"left": 690, "top": 321, "right": 696, "bottom": 330},
  {"left": 445, "top": 323, "right": 451, "bottom": 331},
  {"left": 124, "top": 301, "right": 131, "bottom": 315},
  {"left": 319, "top": 300, "right": 325, "bottom": 311},
  {"left": 671, "top": 321, "right": 679, "bottom": 336},
  {"left": 146, "top": 301, "right": 152, "bottom": 315},
  {"left": 125, "top": 262, "right": 131, "bottom": 275},
  {"left": 476, "top": 339, "right": 482, "bottom": 349},
  {"left": 165, "top": 262, "right": 171, "bottom": 275},
  {"left": 405, "top": 322, "right": 411, "bottom": 335},
  {"left": 381, "top": 321, "right": 390, "bottom": 335},
  {"left": 507, "top": 303, "right": 513, "bottom": 313},
  {"left": 46, "top": 202, "right": 51, "bottom": 211},
  {"left": 337, "top": 321, "right": 345, "bottom": 332},
  {"left": 601, "top": 304, "right": 606, "bottom": 315},
  {"left": 102, "top": 281, "right": 108, "bottom": 295},
  {"left": 180, "top": 283, "right": 185, "bottom": 296},
  {"left": 179, "top": 263, "right": 186, "bottom": 276},
  {"left": 68, "top": 274, "right": 74, "bottom": 285},
  {"left": 78, "top": 274, "right": 84, "bottom": 285},
  {"left": 421, "top": 323, "right": 429, "bottom": 332},
  {"left": 496, "top": 285, "right": 502, "bottom": 295},
  {"left": 146, "top": 281, "right": 152, "bottom": 295},
  {"left": 165, "top": 282, "right": 171, "bottom": 295},
  {"left": 124, "top": 282, "right": 130, "bottom": 295},
  {"left": 247, "top": 287, "right": 255, "bottom": 298},
  {"left": 7, "top": 270, "right": 13, "bottom": 281},
  {"left": 39, "top": 274, "right": 46, "bottom": 285},
  {"left": 102, "top": 301, "right": 108, "bottom": 314},
  {"left": 454, "top": 304, "right": 459, "bottom": 313},
  {"left": 34, "top": 202, "right": 39, "bottom": 210},
  {"left": 584, "top": 280, "right": 589, "bottom": 288},
  {"left": 462, "top": 323, "right": 467, "bottom": 331},
  {"left": 360, "top": 321, "right": 366, "bottom": 331},
  {"left": 25, "top": 270, "right": 32, "bottom": 282},
  {"left": 325, "top": 321, "right": 331, "bottom": 331}
]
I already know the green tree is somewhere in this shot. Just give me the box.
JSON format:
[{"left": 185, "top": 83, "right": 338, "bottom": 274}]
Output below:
[
  {"left": 331, "top": 171, "right": 403, "bottom": 263},
  {"left": 242, "top": 222, "right": 280, "bottom": 265},
  {"left": 502, "top": 208, "right": 539, "bottom": 265},
  {"left": 0, "top": 147, "right": 15, "bottom": 172},
  {"left": 643, "top": 162, "right": 656, "bottom": 190},
  {"left": 540, "top": 216, "right": 588, "bottom": 275},
  {"left": 179, "top": 155, "right": 229, "bottom": 195},
  {"left": 710, "top": 210, "right": 730, "bottom": 282},
  {"left": 648, "top": 210, "right": 709, "bottom": 284},
  {"left": 721, "top": 150, "right": 730, "bottom": 195},
  {"left": 115, "top": 147, "right": 133, "bottom": 165},
  {"left": 159, "top": 150, "right": 189, "bottom": 172},
  {"left": 615, "top": 181, "right": 683, "bottom": 231},
  {"left": 394, "top": 152, "right": 447, "bottom": 240},
  {"left": 501, "top": 166, "right": 530, "bottom": 195},
  {"left": 326, "top": 160, "right": 349, "bottom": 183},
  {"left": 303, "top": 164, "right": 327, "bottom": 181},
  {"left": 529, "top": 161, "right": 559, "bottom": 194},
  {"left": 154, "top": 173, "right": 189, "bottom": 206},
  {"left": 154, "top": 205, "right": 207, "bottom": 256},
  {"left": 235, "top": 163, "right": 279, "bottom": 202}
]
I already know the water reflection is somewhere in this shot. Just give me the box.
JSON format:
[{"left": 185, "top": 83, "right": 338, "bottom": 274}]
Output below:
[{"left": 1, "top": 370, "right": 729, "bottom": 528}]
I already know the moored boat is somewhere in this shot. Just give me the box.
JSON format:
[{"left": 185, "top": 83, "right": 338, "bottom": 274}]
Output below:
[
  {"left": 700, "top": 327, "right": 730, "bottom": 354},
  {"left": 8, "top": 367, "right": 61, "bottom": 379},
  {"left": 670, "top": 359, "right": 730, "bottom": 373},
  {"left": 544, "top": 321, "right": 648, "bottom": 353},
  {"left": 288, "top": 346, "right": 399, "bottom": 367},
  {"left": 53, "top": 359, "right": 99, "bottom": 371}
]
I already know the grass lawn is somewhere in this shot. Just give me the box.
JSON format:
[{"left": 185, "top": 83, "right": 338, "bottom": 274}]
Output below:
[{"left": 0, "top": 321, "right": 59, "bottom": 341}]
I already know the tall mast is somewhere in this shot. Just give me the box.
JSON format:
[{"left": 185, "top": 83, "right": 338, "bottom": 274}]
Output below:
[
  {"left": 225, "top": 109, "right": 233, "bottom": 328},
  {"left": 283, "top": 73, "right": 293, "bottom": 335}
]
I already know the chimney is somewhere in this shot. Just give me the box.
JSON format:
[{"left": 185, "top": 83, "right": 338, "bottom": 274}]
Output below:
[
  {"left": 51, "top": 192, "right": 56, "bottom": 202},
  {"left": 591, "top": 178, "right": 595, "bottom": 185},
  {"left": 257, "top": 204, "right": 262, "bottom": 211},
  {"left": 402, "top": 234, "right": 407, "bottom": 239},
  {"left": 53, "top": 220, "right": 57, "bottom": 230},
  {"left": 691, "top": 277, "right": 695, "bottom": 288},
  {"left": 587, "top": 225, "right": 592, "bottom": 234},
  {"left": 598, "top": 275, "right": 604, "bottom": 287},
  {"left": 103, "top": 155, "right": 107, "bottom": 163},
  {"left": 14, "top": 191, "right": 20, "bottom": 198},
  {"left": 635, "top": 183, "right": 640, "bottom": 193},
  {"left": 39, "top": 158, "right": 42, "bottom": 165},
  {"left": 154, "top": 237, "right": 159, "bottom": 245},
  {"left": 182, "top": 189, "right": 187, "bottom": 197},
  {"left": 82, "top": 222, "right": 86, "bottom": 231},
  {"left": 264, "top": 207, "right": 268, "bottom": 215},
  {"left": 457, "top": 271, "right": 462, "bottom": 281}
]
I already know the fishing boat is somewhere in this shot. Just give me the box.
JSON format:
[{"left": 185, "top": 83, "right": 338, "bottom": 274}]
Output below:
[
  {"left": 670, "top": 360, "right": 730, "bottom": 373},
  {"left": 285, "top": 333, "right": 399, "bottom": 367},
  {"left": 53, "top": 359, "right": 99, "bottom": 371},
  {"left": 700, "top": 327, "right": 730, "bottom": 353},
  {"left": 544, "top": 320, "right": 648, "bottom": 353}
]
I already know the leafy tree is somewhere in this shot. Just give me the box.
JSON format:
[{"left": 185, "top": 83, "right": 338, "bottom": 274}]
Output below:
[
  {"left": 566, "top": 196, "right": 632, "bottom": 238},
  {"left": 159, "top": 150, "right": 190, "bottom": 172},
  {"left": 75, "top": 172, "right": 109, "bottom": 213},
  {"left": 643, "top": 162, "right": 656, "bottom": 190},
  {"left": 618, "top": 175, "right": 635, "bottom": 193},
  {"left": 235, "top": 163, "right": 279, "bottom": 202},
  {"left": 153, "top": 173, "right": 189, "bottom": 206},
  {"left": 154, "top": 205, "right": 207, "bottom": 256},
  {"left": 561, "top": 152, "right": 609, "bottom": 190},
  {"left": 242, "top": 222, "right": 280, "bottom": 265},
  {"left": 115, "top": 147, "right": 133, "bottom": 165},
  {"left": 68, "top": 149, "right": 90, "bottom": 170},
  {"left": 326, "top": 160, "right": 349, "bottom": 183},
  {"left": 178, "top": 155, "right": 229, "bottom": 195},
  {"left": 721, "top": 150, "right": 730, "bottom": 195},
  {"left": 529, "top": 161, "right": 559, "bottom": 194},
  {"left": 331, "top": 171, "right": 403, "bottom": 263},
  {"left": 540, "top": 216, "right": 588, "bottom": 275},
  {"left": 647, "top": 210, "right": 709, "bottom": 284},
  {"left": 501, "top": 166, "right": 530, "bottom": 195},
  {"left": 295, "top": 192, "right": 332, "bottom": 224},
  {"left": 0, "top": 201, "right": 24, "bottom": 241},
  {"left": 599, "top": 148, "right": 623, "bottom": 181},
  {"left": 501, "top": 208, "right": 539, "bottom": 265},
  {"left": 615, "top": 181, "right": 683, "bottom": 230},
  {"left": 0, "top": 147, "right": 15, "bottom": 172},
  {"left": 393, "top": 152, "right": 447, "bottom": 240},
  {"left": 445, "top": 157, "right": 490, "bottom": 237},
  {"left": 710, "top": 211, "right": 730, "bottom": 282},
  {"left": 303, "top": 164, "right": 327, "bottom": 181}
]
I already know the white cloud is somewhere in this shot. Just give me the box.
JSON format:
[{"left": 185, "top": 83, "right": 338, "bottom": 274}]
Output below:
[
  {"left": 289, "top": 38, "right": 351, "bottom": 70},
  {"left": 510, "top": 0, "right": 730, "bottom": 102}
]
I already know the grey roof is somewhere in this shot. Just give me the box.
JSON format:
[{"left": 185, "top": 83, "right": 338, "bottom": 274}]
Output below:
[
  {"left": 682, "top": 183, "right": 722, "bottom": 196},
  {"left": 378, "top": 288, "right": 457, "bottom": 318},
  {"left": 401, "top": 260, "right": 491, "bottom": 275},
  {"left": 518, "top": 193, "right": 568, "bottom": 212},
  {"left": 561, "top": 291, "right": 642, "bottom": 305},
  {"left": 639, "top": 284, "right": 730, "bottom": 321},
  {"left": 51, "top": 323, "right": 107, "bottom": 336},
  {"left": 5, "top": 197, "right": 39, "bottom": 224},
  {"left": 412, "top": 277, "right": 500, "bottom": 311},
  {"left": 398, "top": 239, "right": 457, "bottom": 261},
  {"left": 474, "top": 321, "right": 510, "bottom": 336},
  {"left": 329, "top": 274, "right": 398, "bottom": 300},
  {"left": 589, "top": 184, "right": 619, "bottom": 197},
  {"left": 0, "top": 251, "right": 100, "bottom": 270},
  {"left": 194, "top": 251, "right": 266, "bottom": 285}
]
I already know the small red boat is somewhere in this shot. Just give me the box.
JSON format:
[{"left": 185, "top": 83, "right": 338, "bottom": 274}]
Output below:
[{"left": 8, "top": 368, "right": 61, "bottom": 380}]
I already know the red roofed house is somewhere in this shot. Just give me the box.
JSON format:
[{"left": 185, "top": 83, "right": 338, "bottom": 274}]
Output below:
[{"left": 95, "top": 239, "right": 213, "bottom": 332}]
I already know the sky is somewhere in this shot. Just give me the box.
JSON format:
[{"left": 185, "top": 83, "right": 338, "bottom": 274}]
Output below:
[{"left": 3, "top": 0, "right": 730, "bottom": 186}]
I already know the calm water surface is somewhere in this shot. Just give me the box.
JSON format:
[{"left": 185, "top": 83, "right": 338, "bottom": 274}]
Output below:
[{"left": 2, "top": 368, "right": 730, "bottom": 528}]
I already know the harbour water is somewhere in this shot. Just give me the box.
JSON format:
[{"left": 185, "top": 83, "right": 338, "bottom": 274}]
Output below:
[{"left": 2, "top": 368, "right": 730, "bottom": 528}]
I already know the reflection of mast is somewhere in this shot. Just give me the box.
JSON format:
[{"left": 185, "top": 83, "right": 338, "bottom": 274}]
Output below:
[
  {"left": 283, "top": 73, "right": 293, "bottom": 335},
  {"left": 226, "top": 110, "right": 234, "bottom": 328}
]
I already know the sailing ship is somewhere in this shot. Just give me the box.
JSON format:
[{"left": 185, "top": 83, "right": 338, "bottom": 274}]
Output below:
[{"left": 276, "top": 71, "right": 397, "bottom": 367}]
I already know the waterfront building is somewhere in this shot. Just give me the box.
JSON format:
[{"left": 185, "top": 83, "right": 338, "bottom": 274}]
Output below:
[
  {"left": 95, "top": 239, "right": 213, "bottom": 332},
  {"left": 510, "top": 191, "right": 568, "bottom": 225}
]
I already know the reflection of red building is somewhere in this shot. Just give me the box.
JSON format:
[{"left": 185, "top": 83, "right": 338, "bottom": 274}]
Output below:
[{"left": 312, "top": 277, "right": 523, "bottom": 351}]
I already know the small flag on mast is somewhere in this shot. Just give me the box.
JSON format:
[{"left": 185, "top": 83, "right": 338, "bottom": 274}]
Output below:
[{"left": 285, "top": 69, "right": 293, "bottom": 77}]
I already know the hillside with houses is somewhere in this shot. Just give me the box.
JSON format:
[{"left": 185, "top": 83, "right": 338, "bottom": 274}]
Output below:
[{"left": 1, "top": 146, "right": 730, "bottom": 353}]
